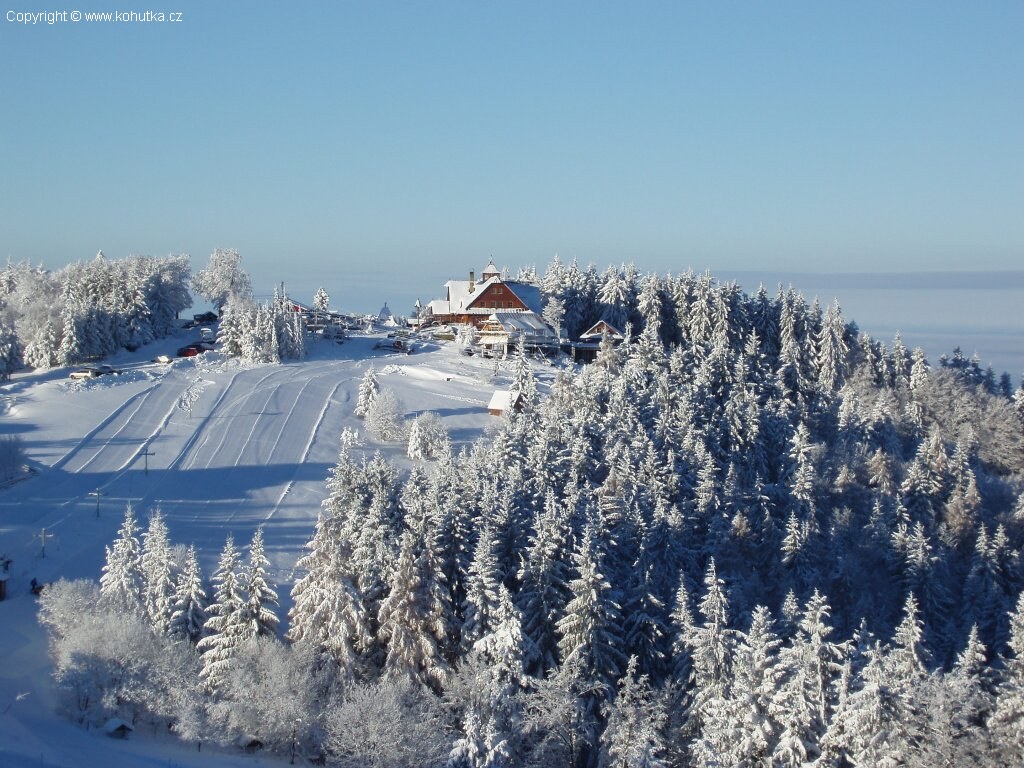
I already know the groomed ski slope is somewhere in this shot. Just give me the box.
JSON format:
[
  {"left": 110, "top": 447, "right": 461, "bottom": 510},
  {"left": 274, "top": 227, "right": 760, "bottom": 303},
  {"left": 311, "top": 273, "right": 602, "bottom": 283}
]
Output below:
[{"left": 0, "top": 329, "right": 539, "bottom": 767}]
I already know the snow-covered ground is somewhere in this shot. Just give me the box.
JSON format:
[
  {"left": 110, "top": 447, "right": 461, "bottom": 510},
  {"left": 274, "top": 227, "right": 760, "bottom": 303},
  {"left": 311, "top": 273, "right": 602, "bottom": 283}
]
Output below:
[{"left": 0, "top": 328, "right": 541, "bottom": 766}]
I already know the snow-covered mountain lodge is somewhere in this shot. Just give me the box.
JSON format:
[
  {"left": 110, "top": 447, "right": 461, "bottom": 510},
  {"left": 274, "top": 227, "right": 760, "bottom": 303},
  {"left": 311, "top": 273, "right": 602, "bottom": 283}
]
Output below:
[{"left": 425, "top": 259, "right": 543, "bottom": 327}]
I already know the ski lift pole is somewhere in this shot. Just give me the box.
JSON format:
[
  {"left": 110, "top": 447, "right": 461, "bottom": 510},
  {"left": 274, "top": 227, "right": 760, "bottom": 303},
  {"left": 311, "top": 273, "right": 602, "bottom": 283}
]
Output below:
[
  {"left": 36, "top": 527, "right": 53, "bottom": 558},
  {"left": 88, "top": 488, "right": 105, "bottom": 518},
  {"left": 139, "top": 448, "right": 155, "bottom": 476}
]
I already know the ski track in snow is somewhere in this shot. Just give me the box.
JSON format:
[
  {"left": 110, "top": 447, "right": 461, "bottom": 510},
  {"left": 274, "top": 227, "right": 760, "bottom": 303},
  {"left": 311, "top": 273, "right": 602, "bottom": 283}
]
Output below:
[
  {"left": 167, "top": 368, "right": 244, "bottom": 474},
  {"left": 188, "top": 367, "right": 282, "bottom": 471},
  {"left": 50, "top": 381, "right": 162, "bottom": 472},
  {"left": 71, "top": 384, "right": 162, "bottom": 475},
  {"left": 268, "top": 377, "right": 348, "bottom": 519}
]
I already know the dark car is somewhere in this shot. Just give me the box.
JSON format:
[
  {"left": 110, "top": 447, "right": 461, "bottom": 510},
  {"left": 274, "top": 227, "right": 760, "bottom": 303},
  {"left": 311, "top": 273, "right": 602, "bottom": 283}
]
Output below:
[{"left": 177, "top": 345, "right": 204, "bottom": 357}]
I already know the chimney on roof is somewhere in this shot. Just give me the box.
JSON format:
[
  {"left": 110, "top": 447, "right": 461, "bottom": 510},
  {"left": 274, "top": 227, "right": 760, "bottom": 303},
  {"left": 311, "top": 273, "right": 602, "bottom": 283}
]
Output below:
[{"left": 469, "top": 271, "right": 475, "bottom": 293}]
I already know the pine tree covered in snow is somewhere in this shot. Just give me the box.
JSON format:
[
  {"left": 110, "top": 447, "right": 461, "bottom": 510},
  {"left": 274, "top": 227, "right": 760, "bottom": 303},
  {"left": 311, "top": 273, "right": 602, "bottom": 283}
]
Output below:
[
  {"left": 140, "top": 510, "right": 175, "bottom": 633},
  {"left": 287, "top": 513, "right": 371, "bottom": 681},
  {"left": 198, "top": 535, "right": 249, "bottom": 691},
  {"left": 169, "top": 545, "right": 208, "bottom": 643},
  {"left": 378, "top": 529, "right": 451, "bottom": 691},
  {"left": 241, "top": 527, "right": 279, "bottom": 639},
  {"left": 355, "top": 366, "right": 380, "bottom": 418},
  {"left": 99, "top": 505, "right": 144, "bottom": 613}
]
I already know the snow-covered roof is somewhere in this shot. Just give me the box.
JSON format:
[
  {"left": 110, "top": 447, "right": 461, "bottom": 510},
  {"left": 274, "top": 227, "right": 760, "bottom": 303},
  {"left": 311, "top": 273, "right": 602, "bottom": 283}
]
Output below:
[
  {"left": 481, "top": 259, "right": 501, "bottom": 279},
  {"left": 502, "top": 281, "right": 542, "bottom": 314},
  {"left": 427, "top": 273, "right": 543, "bottom": 318},
  {"left": 446, "top": 277, "right": 500, "bottom": 312},
  {"left": 103, "top": 718, "right": 133, "bottom": 736},
  {"left": 487, "top": 389, "right": 521, "bottom": 412},
  {"left": 578, "top": 319, "right": 624, "bottom": 341},
  {"left": 487, "top": 312, "right": 555, "bottom": 336}
]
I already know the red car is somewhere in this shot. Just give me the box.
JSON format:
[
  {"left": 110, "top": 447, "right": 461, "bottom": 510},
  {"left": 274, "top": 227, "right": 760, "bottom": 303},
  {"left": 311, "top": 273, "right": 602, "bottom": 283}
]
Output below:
[{"left": 177, "top": 345, "right": 203, "bottom": 357}]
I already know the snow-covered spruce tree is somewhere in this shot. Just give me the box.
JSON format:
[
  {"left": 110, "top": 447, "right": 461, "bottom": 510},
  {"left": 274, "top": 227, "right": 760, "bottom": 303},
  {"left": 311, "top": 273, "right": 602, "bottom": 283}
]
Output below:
[
  {"left": 684, "top": 558, "right": 735, "bottom": 762},
  {"left": 517, "top": 490, "right": 573, "bottom": 676},
  {"left": 599, "top": 655, "right": 669, "bottom": 768},
  {"left": 169, "top": 544, "right": 208, "bottom": 643},
  {"left": 377, "top": 529, "right": 451, "bottom": 691},
  {"left": 407, "top": 411, "right": 450, "bottom": 460},
  {"left": 344, "top": 453, "right": 403, "bottom": 612},
  {"left": 241, "top": 526, "right": 279, "bottom": 639},
  {"left": 823, "top": 639, "right": 910, "bottom": 767},
  {"left": 697, "top": 605, "right": 782, "bottom": 767},
  {"left": 100, "top": 504, "right": 144, "bottom": 613},
  {"left": 462, "top": 521, "right": 505, "bottom": 652},
  {"left": 313, "top": 286, "right": 330, "bottom": 318},
  {"left": 770, "top": 592, "right": 847, "bottom": 767},
  {"left": 215, "top": 299, "right": 247, "bottom": 357},
  {"left": 449, "top": 586, "right": 527, "bottom": 768},
  {"left": 990, "top": 593, "right": 1024, "bottom": 765},
  {"left": 556, "top": 521, "right": 627, "bottom": 749},
  {"left": 198, "top": 534, "right": 249, "bottom": 692},
  {"left": 920, "top": 624, "right": 995, "bottom": 766},
  {"left": 354, "top": 366, "right": 380, "bottom": 418},
  {"left": 828, "top": 594, "right": 930, "bottom": 765},
  {"left": 140, "top": 509, "right": 175, "bottom": 633},
  {"left": 287, "top": 512, "right": 371, "bottom": 681}
]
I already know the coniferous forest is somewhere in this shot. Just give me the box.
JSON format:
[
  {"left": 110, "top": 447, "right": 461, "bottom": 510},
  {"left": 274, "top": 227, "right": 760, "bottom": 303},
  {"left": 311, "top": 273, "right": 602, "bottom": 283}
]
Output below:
[{"left": 39, "top": 260, "right": 1024, "bottom": 767}]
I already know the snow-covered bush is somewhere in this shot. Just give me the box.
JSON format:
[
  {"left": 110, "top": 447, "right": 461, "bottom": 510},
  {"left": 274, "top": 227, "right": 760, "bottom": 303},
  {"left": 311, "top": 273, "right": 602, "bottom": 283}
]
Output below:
[
  {"left": 211, "top": 637, "right": 323, "bottom": 757},
  {"left": 38, "top": 578, "right": 198, "bottom": 729},
  {"left": 366, "top": 388, "right": 405, "bottom": 441},
  {"left": 407, "top": 411, "right": 450, "bottom": 460},
  {"left": 323, "top": 677, "right": 448, "bottom": 768},
  {"left": 340, "top": 426, "right": 361, "bottom": 449}
]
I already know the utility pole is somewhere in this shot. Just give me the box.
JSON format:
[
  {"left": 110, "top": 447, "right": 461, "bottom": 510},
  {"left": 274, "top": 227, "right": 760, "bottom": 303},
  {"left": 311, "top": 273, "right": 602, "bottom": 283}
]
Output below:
[
  {"left": 139, "top": 448, "right": 155, "bottom": 476},
  {"left": 88, "top": 488, "right": 105, "bottom": 518},
  {"left": 36, "top": 527, "right": 53, "bottom": 558}
]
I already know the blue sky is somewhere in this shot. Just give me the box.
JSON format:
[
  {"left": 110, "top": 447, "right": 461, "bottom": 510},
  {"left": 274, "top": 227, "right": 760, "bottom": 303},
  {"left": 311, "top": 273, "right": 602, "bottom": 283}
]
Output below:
[{"left": 2, "top": 1, "right": 1022, "bottom": 311}]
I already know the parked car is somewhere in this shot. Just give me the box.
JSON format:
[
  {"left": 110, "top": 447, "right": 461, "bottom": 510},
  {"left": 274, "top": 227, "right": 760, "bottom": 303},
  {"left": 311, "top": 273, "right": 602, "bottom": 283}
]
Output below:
[
  {"left": 152, "top": 354, "right": 174, "bottom": 364},
  {"left": 69, "top": 364, "right": 118, "bottom": 380},
  {"left": 176, "top": 345, "right": 204, "bottom": 357},
  {"left": 193, "top": 311, "right": 218, "bottom": 323}
]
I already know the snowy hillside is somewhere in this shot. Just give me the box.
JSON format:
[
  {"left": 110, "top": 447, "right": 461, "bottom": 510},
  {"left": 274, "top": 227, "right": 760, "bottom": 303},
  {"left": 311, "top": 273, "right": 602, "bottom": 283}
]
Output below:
[{"left": 0, "top": 330, "right": 526, "bottom": 767}]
